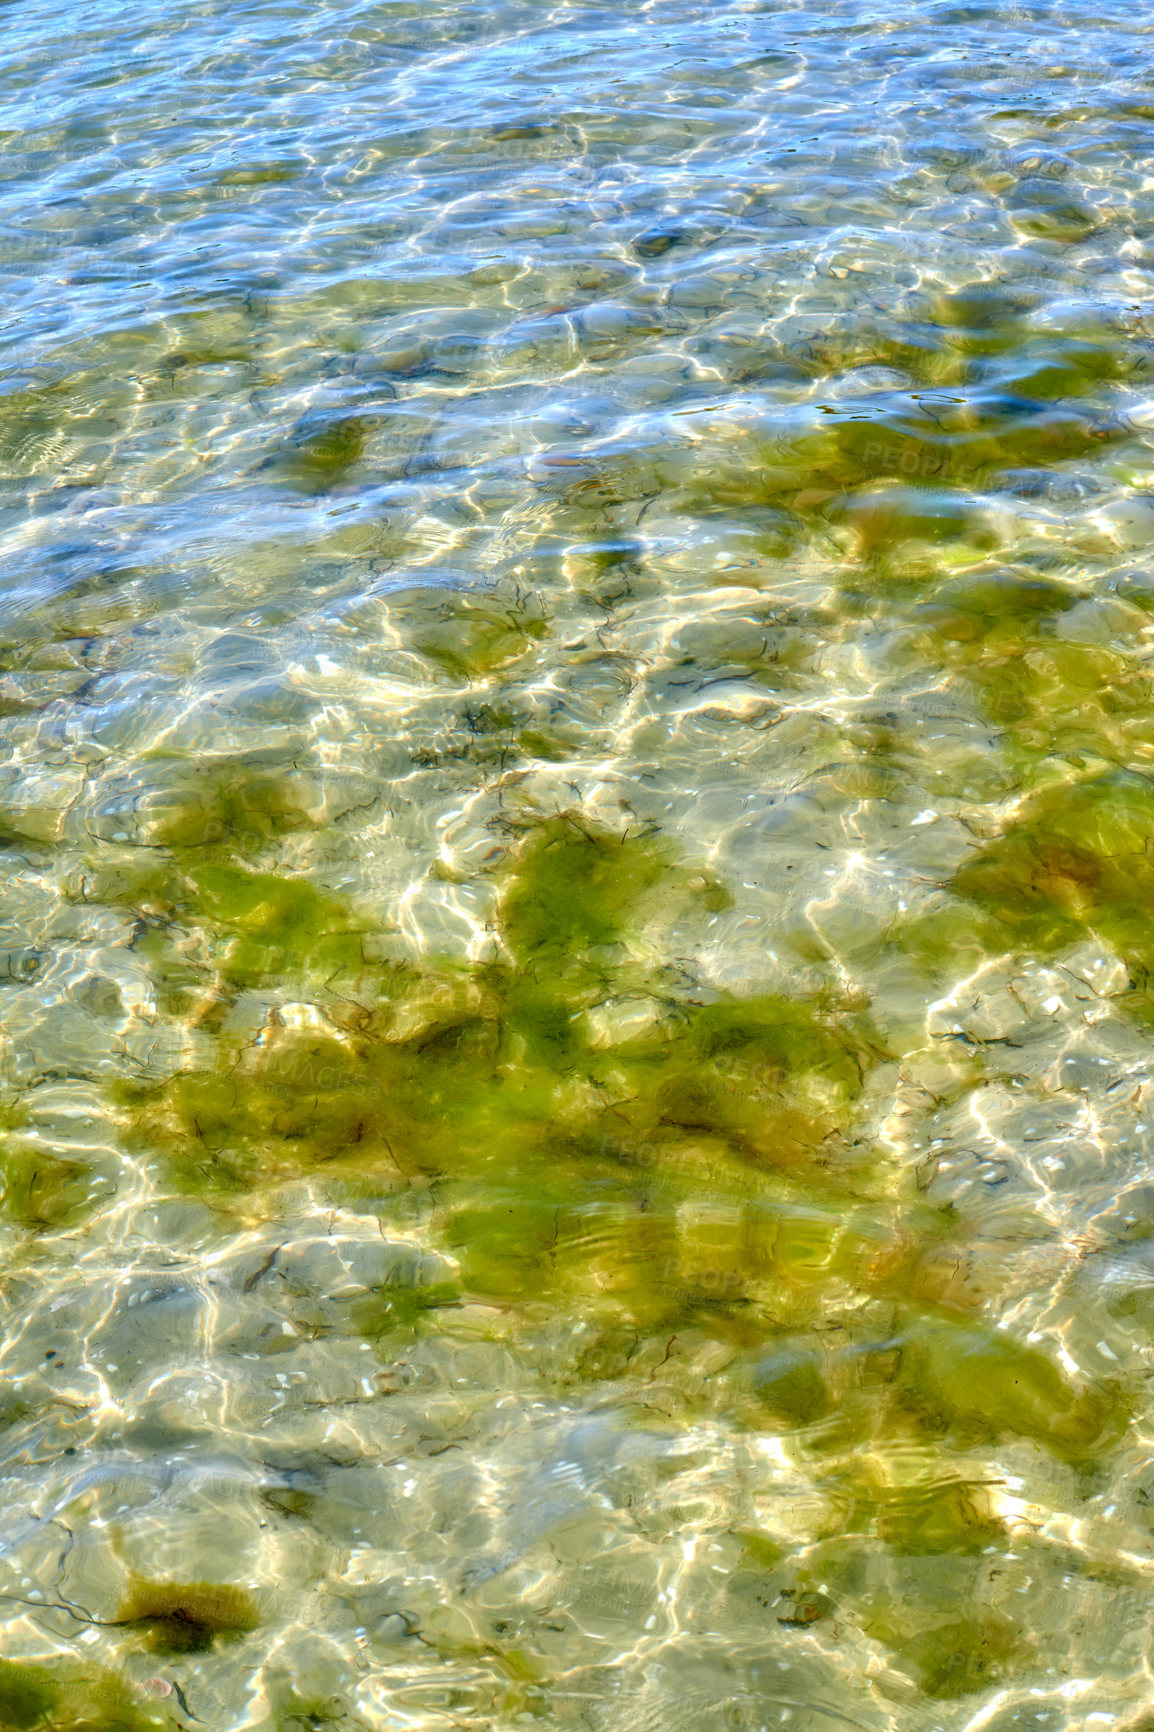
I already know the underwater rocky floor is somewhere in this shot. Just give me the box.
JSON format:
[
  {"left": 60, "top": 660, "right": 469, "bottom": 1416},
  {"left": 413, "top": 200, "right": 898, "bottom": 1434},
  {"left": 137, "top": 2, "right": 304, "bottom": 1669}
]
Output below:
[{"left": 4, "top": 0, "right": 1154, "bottom": 1727}]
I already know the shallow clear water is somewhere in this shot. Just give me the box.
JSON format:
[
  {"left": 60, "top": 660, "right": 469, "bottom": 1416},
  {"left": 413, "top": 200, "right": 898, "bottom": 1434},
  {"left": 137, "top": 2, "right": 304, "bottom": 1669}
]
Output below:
[{"left": 3, "top": 0, "right": 1154, "bottom": 1727}]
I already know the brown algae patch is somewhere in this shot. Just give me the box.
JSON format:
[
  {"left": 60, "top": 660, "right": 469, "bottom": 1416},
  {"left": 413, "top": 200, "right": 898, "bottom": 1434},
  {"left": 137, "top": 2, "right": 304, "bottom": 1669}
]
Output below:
[{"left": 114, "top": 1579, "right": 261, "bottom": 1654}]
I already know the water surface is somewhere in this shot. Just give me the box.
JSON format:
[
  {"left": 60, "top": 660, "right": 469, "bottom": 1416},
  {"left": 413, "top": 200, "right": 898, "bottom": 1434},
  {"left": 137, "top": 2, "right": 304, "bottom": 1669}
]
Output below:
[{"left": 1, "top": 1, "right": 1154, "bottom": 1728}]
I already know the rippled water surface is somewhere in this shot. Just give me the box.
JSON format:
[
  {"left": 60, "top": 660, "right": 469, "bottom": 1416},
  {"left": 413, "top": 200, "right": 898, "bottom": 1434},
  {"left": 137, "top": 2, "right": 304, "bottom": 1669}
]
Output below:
[{"left": 5, "top": 0, "right": 1154, "bottom": 1726}]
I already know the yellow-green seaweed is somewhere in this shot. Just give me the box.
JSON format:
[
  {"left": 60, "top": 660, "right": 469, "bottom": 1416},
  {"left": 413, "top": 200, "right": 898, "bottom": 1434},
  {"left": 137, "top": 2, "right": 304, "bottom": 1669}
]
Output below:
[
  {"left": 498, "top": 814, "right": 673, "bottom": 962},
  {"left": 0, "top": 1660, "right": 171, "bottom": 1732},
  {"left": 100, "top": 808, "right": 1134, "bottom": 1485},
  {"left": 889, "top": 1313, "right": 1130, "bottom": 1465},
  {"left": 404, "top": 591, "right": 548, "bottom": 681},
  {"left": 279, "top": 414, "right": 376, "bottom": 493},
  {"left": 845, "top": 1476, "right": 1006, "bottom": 1557},
  {"left": 0, "top": 1146, "right": 93, "bottom": 1232},
  {"left": 0, "top": 1662, "right": 58, "bottom": 1731},
  {"left": 114, "top": 1578, "right": 261, "bottom": 1653},
  {"left": 885, "top": 1613, "right": 1023, "bottom": 1698},
  {"left": 113, "top": 814, "right": 885, "bottom": 1199},
  {"left": 144, "top": 761, "right": 320, "bottom": 851},
  {"left": 951, "top": 770, "right": 1154, "bottom": 967}
]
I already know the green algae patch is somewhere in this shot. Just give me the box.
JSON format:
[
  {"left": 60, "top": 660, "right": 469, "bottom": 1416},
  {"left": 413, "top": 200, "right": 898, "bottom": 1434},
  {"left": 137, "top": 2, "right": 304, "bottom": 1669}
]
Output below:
[
  {"left": 732, "top": 1528, "right": 788, "bottom": 1570},
  {"left": 349, "top": 1273, "right": 461, "bottom": 1336},
  {"left": 0, "top": 1098, "right": 97, "bottom": 1233},
  {"left": 733, "top": 382, "right": 1125, "bottom": 547},
  {"left": 117, "top": 970, "right": 883, "bottom": 1211},
  {"left": 793, "top": 1526, "right": 1029, "bottom": 1696},
  {"left": 84, "top": 850, "right": 374, "bottom": 996},
  {"left": 192, "top": 865, "right": 371, "bottom": 991},
  {"left": 275, "top": 1696, "right": 361, "bottom": 1732},
  {"left": 145, "top": 761, "right": 321, "bottom": 851},
  {"left": 926, "top": 284, "right": 1039, "bottom": 354},
  {"left": 951, "top": 770, "right": 1154, "bottom": 966},
  {"left": 115, "top": 1578, "right": 261, "bottom": 1653},
  {"left": 0, "top": 375, "right": 128, "bottom": 483},
  {"left": 1007, "top": 186, "right": 1099, "bottom": 243},
  {"left": 945, "top": 638, "right": 1154, "bottom": 763},
  {"left": 113, "top": 805, "right": 888, "bottom": 1193},
  {"left": 914, "top": 571, "right": 1080, "bottom": 642},
  {"left": 385, "top": 588, "right": 548, "bottom": 683},
  {"left": 994, "top": 335, "right": 1132, "bottom": 400},
  {"left": 0, "top": 1662, "right": 59, "bottom": 1731},
  {"left": 0, "top": 1146, "right": 93, "bottom": 1231},
  {"left": 862, "top": 1480, "right": 1006, "bottom": 1558},
  {"left": 111, "top": 810, "right": 897, "bottom": 1345},
  {"left": 674, "top": 994, "right": 879, "bottom": 1092},
  {"left": 702, "top": 322, "right": 1136, "bottom": 582},
  {"left": 884, "top": 1613, "right": 1024, "bottom": 1698},
  {"left": 498, "top": 815, "right": 673, "bottom": 962},
  {"left": 751, "top": 1345, "right": 833, "bottom": 1426},
  {"left": 833, "top": 486, "right": 999, "bottom": 572},
  {"left": 0, "top": 1661, "right": 171, "bottom": 1732},
  {"left": 102, "top": 802, "right": 1135, "bottom": 1480},
  {"left": 892, "top": 900, "right": 1024, "bottom": 988},
  {"left": 279, "top": 414, "right": 376, "bottom": 493},
  {"left": 724, "top": 1225, "right": 1130, "bottom": 1459},
  {"left": 890, "top": 1313, "right": 1130, "bottom": 1464},
  {"left": 116, "top": 983, "right": 517, "bottom": 1193},
  {"left": 800, "top": 1516, "right": 1027, "bottom": 1695},
  {"left": 212, "top": 160, "right": 303, "bottom": 188}
]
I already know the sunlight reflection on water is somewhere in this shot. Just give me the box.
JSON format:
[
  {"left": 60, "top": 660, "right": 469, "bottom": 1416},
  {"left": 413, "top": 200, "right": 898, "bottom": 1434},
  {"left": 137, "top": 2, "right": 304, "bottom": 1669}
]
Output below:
[{"left": 0, "top": 0, "right": 1153, "bottom": 1727}]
